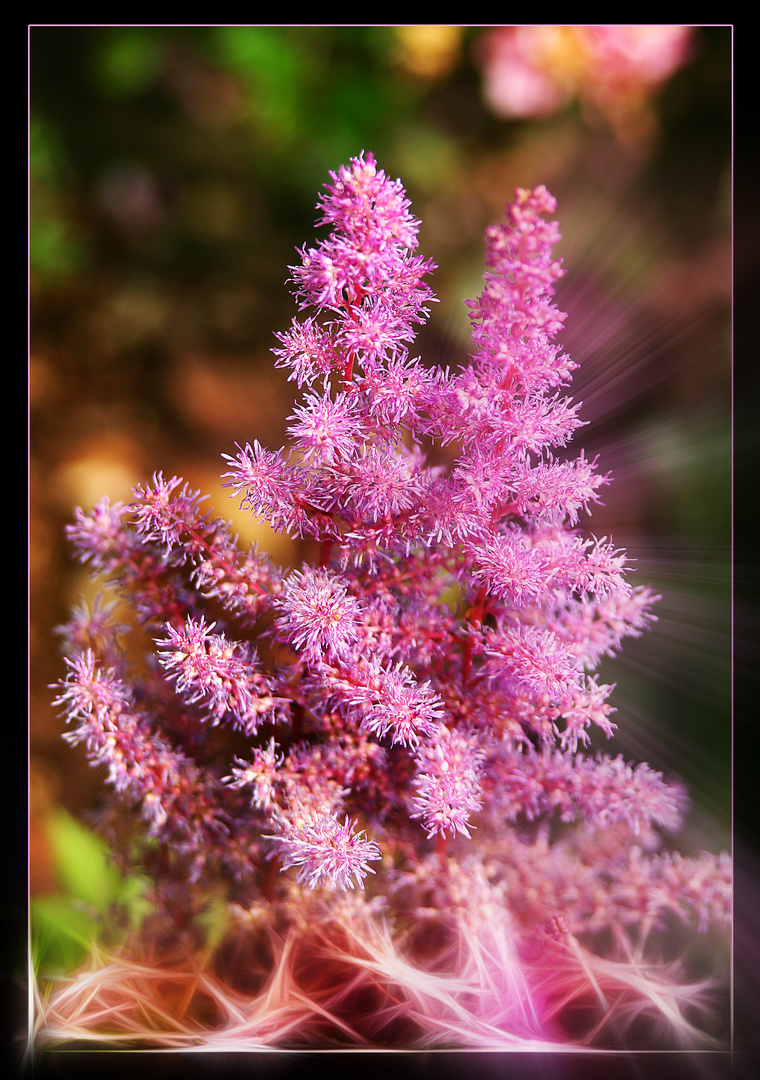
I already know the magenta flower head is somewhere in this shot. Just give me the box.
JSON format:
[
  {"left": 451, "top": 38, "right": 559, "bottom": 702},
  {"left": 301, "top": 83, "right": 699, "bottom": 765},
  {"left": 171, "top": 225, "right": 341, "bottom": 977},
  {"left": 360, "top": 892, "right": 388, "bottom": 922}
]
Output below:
[
  {"left": 275, "top": 565, "right": 362, "bottom": 663},
  {"left": 46, "top": 154, "right": 730, "bottom": 1053},
  {"left": 273, "top": 150, "right": 436, "bottom": 390},
  {"left": 266, "top": 809, "right": 382, "bottom": 891}
]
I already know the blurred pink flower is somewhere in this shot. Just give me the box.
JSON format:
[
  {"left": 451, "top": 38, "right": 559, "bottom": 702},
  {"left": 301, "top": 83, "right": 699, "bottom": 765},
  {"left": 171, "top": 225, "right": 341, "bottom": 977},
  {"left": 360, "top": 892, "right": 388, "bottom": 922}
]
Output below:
[{"left": 477, "top": 25, "right": 694, "bottom": 140}]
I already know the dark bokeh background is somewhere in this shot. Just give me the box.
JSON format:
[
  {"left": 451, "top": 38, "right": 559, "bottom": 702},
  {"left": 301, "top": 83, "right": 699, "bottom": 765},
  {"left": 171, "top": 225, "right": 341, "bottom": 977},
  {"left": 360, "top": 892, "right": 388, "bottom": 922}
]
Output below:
[{"left": 28, "top": 22, "right": 739, "bottom": 995}]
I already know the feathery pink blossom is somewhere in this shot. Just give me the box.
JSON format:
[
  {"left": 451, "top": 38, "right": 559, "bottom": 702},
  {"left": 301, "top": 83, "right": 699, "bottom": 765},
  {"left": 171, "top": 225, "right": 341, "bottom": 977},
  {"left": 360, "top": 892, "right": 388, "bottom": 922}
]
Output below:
[
  {"left": 267, "top": 809, "right": 382, "bottom": 890},
  {"left": 276, "top": 566, "right": 362, "bottom": 662},
  {"left": 47, "top": 156, "right": 729, "bottom": 1053}
]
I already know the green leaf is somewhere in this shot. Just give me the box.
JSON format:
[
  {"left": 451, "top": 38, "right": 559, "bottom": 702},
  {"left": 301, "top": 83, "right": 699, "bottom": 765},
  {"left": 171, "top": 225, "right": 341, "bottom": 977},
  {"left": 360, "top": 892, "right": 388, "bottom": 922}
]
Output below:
[
  {"left": 115, "top": 872, "right": 156, "bottom": 930},
  {"left": 30, "top": 896, "right": 98, "bottom": 975},
  {"left": 45, "top": 809, "right": 122, "bottom": 911}
]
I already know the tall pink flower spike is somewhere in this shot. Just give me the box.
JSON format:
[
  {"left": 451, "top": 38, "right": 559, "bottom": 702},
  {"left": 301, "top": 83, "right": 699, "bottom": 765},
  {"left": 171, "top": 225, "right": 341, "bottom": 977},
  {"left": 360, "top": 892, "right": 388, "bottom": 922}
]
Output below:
[{"left": 46, "top": 153, "right": 729, "bottom": 1053}]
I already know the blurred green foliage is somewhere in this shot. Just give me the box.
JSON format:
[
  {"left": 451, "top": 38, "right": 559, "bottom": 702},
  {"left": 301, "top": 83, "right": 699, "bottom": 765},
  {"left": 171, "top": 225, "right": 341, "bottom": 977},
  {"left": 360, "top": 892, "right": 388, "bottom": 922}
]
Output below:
[
  {"left": 31, "top": 808, "right": 153, "bottom": 976},
  {"left": 28, "top": 27, "right": 468, "bottom": 282},
  {"left": 91, "top": 26, "right": 164, "bottom": 98},
  {"left": 29, "top": 115, "right": 87, "bottom": 281}
]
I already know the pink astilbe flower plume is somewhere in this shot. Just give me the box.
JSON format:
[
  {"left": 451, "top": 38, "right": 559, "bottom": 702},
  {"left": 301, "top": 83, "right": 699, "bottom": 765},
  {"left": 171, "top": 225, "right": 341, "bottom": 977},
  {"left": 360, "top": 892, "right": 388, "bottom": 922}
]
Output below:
[
  {"left": 43, "top": 154, "right": 729, "bottom": 1054},
  {"left": 266, "top": 810, "right": 382, "bottom": 891},
  {"left": 157, "top": 616, "right": 287, "bottom": 735},
  {"left": 411, "top": 724, "right": 485, "bottom": 839}
]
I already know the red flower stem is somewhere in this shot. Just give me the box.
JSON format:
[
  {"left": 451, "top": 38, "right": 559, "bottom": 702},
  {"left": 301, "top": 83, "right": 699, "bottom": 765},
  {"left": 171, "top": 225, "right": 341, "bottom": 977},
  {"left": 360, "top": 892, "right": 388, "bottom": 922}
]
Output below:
[
  {"left": 262, "top": 852, "right": 280, "bottom": 903},
  {"left": 461, "top": 585, "right": 488, "bottom": 685},
  {"left": 319, "top": 539, "right": 334, "bottom": 567}
]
